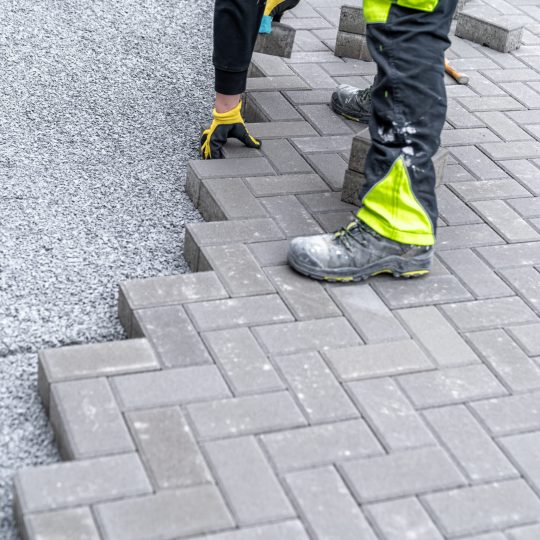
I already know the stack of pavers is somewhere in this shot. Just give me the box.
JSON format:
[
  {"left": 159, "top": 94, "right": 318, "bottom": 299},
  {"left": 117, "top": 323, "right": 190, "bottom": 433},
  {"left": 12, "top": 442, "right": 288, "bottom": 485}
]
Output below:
[{"left": 334, "top": 5, "right": 372, "bottom": 61}]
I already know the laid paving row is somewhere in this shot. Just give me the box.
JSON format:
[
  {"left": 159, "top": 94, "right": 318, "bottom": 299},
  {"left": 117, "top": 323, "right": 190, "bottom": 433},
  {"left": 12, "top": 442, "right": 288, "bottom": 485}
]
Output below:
[{"left": 12, "top": 0, "right": 540, "bottom": 538}]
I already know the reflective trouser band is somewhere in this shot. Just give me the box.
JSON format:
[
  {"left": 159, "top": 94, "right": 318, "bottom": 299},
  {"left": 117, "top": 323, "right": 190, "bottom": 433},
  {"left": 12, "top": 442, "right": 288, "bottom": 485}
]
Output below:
[
  {"left": 364, "top": 0, "right": 439, "bottom": 23},
  {"left": 357, "top": 157, "right": 436, "bottom": 246}
]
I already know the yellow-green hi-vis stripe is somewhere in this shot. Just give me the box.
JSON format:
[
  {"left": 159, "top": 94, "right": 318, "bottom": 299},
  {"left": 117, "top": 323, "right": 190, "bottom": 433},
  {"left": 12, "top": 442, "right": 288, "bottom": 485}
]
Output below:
[{"left": 363, "top": 0, "right": 439, "bottom": 23}]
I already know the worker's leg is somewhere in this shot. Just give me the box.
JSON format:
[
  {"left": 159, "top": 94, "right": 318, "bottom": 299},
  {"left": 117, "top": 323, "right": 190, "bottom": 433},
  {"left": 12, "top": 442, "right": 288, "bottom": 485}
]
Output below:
[{"left": 359, "top": 0, "right": 458, "bottom": 246}]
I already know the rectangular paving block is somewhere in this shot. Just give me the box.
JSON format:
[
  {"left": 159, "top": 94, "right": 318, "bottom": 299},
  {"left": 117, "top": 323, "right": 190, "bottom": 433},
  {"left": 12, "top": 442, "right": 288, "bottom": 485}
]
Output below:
[
  {"left": 449, "top": 145, "right": 507, "bottom": 180},
  {"left": 449, "top": 178, "right": 530, "bottom": 202},
  {"left": 253, "top": 317, "right": 362, "bottom": 355},
  {"left": 187, "top": 391, "right": 307, "bottom": 439},
  {"left": 441, "top": 296, "right": 538, "bottom": 332},
  {"left": 468, "top": 329, "right": 540, "bottom": 392},
  {"left": 335, "top": 31, "right": 372, "bottom": 61},
  {"left": 423, "top": 405, "right": 517, "bottom": 483},
  {"left": 500, "top": 431, "right": 540, "bottom": 493},
  {"left": 502, "top": 158, "right": 540, "bottom": 195},
  {"left": 472, "top": 391, "right": 540, "bottom": 436},
  {"left": 245, "top": 172, "right": 328, "bottom": 197},
  {"left": 305, "top": 152, "right": 348, "bottom": 190},
  {"left": 198, "top": 177, "right": 267, "bottom": 222},
  {"left": 396, "top": 306, "right": 479, "bottom": 367},
  {"left": 201, "top": 244, "right": 275, "bottom": 297},
  {"left": 125, "top": 407, "right": 211, "bottom": 490},
  {"left": 250, "top": 52, "right": 295, "bottom": 77},
  {"left": 274, "top": 351, "right": 358, "bottom": 423},
  {"left": 437, "top": 185, "right": 483, "bottom": 225},
  {"left": 50, "top": 378, "right": 134, "bottom": 460},
  {"left": 118, "top": 272, "right": 228, "bottom": 333},
  {"left": 202, "top": 327, "right": 284, "bottom": 395},
  {"left": 264, "top": 265, "right": 341, "bottom": 320},
  {"left": 348, "top": 378, "right": 436, "bottom": 451},
  {"left": 244, "top": 91, "right": 302, "bottom": 123},
  {"left": 248, "top": 120, "right": 318, "bottom": 140},
  {"left": 247, "top": 75, "right": 311, "bottom": 92},
  {"left": 202, "top": 521, "right": 309, "bottom": 540},
  {"left": 204, "top": 436, "right": 295, "bottom": 526},
  {"left": 507, "top": 323, "right": 540, "bottom": 356},
  {"left": 285, "top": 467, "right": 378, "bottom": 540},
  {"left": 298, "top": 104, "right": 354, "bottom": 136},
  {"left": 94, "top": 486, "right": 234, "bottom": 540},
  {"left": 261, "top": 138, "right": 314, "bottom": 174},
  {"left": 348, "top": 127, "right": 370, "bottom": 174},
  {"left": 292, "top": 134, "right": 353, "bottom": 155},
  {"left": 186, "top": 294, "right": 293, "bottom": 332},
  {"left": 133, "top": 305, "right": 212, "bottom": 368},
  {"left": 508, "top": 525, "right": 540, "bottom": 540},
  {"left": 324, "top": 340, "right": 434, "bottom": 381},
  {"left": 22, "top": 507, "right": 100, "bottom": 540},
  {"left": 422, "top": 480, "right": 540, "bottom": 537},
  {"left": 328, "top": 283, "right": 409, "bottom": 343},
  {"left": 249, "top": 239, "right": 289, "bottom": 267},
  {"left": 397, "top": 365, "right": 507, "bottom": 408},
  {"left": 14, "top": 453, "right": 151, "bottom": 514},
  {"left": 437, "top": 249, "right": 513, "bottom": 299},
  {"left": 254, "top": 22, "right": 296, "bottom": 59},
  {"left": 477, "top": 241, "right": 540, "bottom": 269},
  {"left": 365, "top": 498, "right": 444, "bottom": 540},
  {"left": 340, "top": 447, "right": 465, "bottom": 503},
  {"left": 260, "top": 419, "right": 383, "bottom": 472},
  {"left": 501, "top": 266, "right": 540, "bottom": 314},
  {"left": 111, "top": 365, "right": 231, "bottom": 410},
  {"left": 437, "top": 224, "right": 505, "bottom": 251},
  {"left": 38, "top": 338, "right": 160, "bottom": 408},
  {"left": 338, "top": 5, "right": 367, "bottom": 35},
  {"left": 455, "top": 11, "right": 524, "bottom": 53}
]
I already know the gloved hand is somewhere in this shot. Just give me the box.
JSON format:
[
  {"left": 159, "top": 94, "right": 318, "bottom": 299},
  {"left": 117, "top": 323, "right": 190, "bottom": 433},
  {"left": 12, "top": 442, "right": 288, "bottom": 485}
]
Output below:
[
  {"left": 200, "top": 101, "right": 261, "bottom": 160},
  {"left": 259, "top": 0, "right": 301, "bottom": 33}
]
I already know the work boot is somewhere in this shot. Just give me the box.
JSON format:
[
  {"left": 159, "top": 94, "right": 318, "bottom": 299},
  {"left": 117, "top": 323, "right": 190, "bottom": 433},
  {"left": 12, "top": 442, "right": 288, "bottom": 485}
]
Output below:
[
  {"left": 288, "top": 219, "right": 433, "bottom": 282},
  {"left": 331, "top": 84, "right": 372, "bottom": 123}
]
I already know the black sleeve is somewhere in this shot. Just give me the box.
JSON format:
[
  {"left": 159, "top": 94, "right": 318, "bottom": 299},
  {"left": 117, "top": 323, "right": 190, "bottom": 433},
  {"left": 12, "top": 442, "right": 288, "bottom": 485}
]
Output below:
[{"left": 213, "top": 0, "right": 266, "bottom": 95}]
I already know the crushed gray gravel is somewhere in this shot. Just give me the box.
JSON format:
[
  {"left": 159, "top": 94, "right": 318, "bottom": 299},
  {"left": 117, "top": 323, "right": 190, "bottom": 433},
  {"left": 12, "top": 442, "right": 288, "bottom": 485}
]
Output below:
[{"left": 0, "top": 0, "right": 214, "bottom": 536}]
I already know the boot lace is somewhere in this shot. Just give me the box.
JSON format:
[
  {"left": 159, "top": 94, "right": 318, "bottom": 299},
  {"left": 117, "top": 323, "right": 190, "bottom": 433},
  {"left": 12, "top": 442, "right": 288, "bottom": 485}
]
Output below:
[{"left": 334, "top": 219, "right": 371, "bottom": 251}]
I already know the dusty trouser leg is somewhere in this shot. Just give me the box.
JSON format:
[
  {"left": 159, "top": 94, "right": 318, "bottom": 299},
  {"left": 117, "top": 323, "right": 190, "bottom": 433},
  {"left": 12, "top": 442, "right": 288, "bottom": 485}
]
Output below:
[{"left": 358, "top": 0, "right": 458, "bottom": 247}]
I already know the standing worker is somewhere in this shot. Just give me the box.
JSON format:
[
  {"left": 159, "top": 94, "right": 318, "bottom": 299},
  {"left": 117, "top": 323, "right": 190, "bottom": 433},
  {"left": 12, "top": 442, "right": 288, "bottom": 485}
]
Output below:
[{"left": 201, "top": 0, "right": 299, "bottom": 160}]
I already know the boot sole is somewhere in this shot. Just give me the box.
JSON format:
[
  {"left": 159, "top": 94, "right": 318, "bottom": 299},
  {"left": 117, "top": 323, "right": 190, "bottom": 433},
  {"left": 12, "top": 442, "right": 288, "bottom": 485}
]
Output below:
[
  {"left": 331, "top": 98, "right": 371, "bottom": 124},
  {"left": 288, "top": 253, "right": 431, "bottom": 282}
]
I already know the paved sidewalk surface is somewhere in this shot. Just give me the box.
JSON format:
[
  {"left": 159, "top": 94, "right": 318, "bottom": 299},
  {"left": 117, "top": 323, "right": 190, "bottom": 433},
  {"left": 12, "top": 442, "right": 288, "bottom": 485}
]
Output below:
[{"left": 13, "top": 0, "right": 540, "bottom": 538}]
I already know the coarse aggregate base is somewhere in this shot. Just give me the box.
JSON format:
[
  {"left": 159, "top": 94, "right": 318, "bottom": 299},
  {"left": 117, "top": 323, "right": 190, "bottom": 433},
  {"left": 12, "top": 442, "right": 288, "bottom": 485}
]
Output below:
[{"left": 0, "top": 0, "right": 211, "bottom": 537}]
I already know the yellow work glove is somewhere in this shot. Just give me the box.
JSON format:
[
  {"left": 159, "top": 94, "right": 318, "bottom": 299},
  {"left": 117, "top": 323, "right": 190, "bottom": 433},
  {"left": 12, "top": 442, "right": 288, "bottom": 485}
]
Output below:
[
  {"left": 260, "top": 0, "right": 300, "bottom": 33},
  {"left": 200, "top": 101, "right": 261, "bottom": 160}
]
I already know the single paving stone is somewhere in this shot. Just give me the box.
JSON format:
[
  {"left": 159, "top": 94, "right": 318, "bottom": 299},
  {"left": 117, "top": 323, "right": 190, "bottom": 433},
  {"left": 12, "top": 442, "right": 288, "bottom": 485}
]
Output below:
[
  {"left": 23, "top": 507, "right": 100, "bottom": 540},
  {"left": 507, "top": 323, "right": 540, "bottom": 356},
  {"left": 442, "top": 128, "right": 502, "bottom": 147},
  {"left": 397, "top": 364, "right": 507, "bottom": 408},
  {"left": 187, "top": 391, "right": 307, "bottom": 439},
  {"left": 248, "top": 120, "right": 318, "bottom": 140},
  {"left": 500, "top": 81, "right": 540, "bottom": 109},
  {"left": 202, "top": 244, "right": 275, "bottom": 297},
  {"left": 204, "top": 437, "right": 295, "bottom": 526},
  {"left": 94, "top": 486, "right": 234, "bottom": 540},
  {"left": 371, "top": 275, "right": 472, "bottom": 309},
  {"left": 436, "top": 224, "right": 504, "bottom": 251},
  {"left": 449, "top": 178, "right": 530, "bottom": 202},
  {"left": 423, "top": 405, "right": 517, "bottom": 483},
  {"left": 260, "top": 419, "right": 383, "bottom": 472},
  {"left": 14, "top": 454, "right": 151, "bottom": 514},
  {"left": 314, "top": 210, "right": 355, "bottom": 232},
  {"left": 188, "top": 157, "right": 274, "bottom": 182},
  {"left": 335, "top": 31, "right": 373, "bottom": 61},
  {"left": 38, "top": 338, "right": 160, "bottom": 408},
  {"left": 186, "top": 294, "right": 293, "bottom": 332},
  {"left": 298, "top": 191, "right": 356, "bottom": 213},
  {"left": 298, "top": 104, "right": 354, "bottom": 135},
  {"left": 259, "top": 195, "right": 324, "bottom": 237},
  {"left": 245, "top": 91, "right": 302, "bottom": 122},
  {"left": 327, "top": 283, "right": 409, "bottom": 343},
  {"left": 450, "top": 146, "right": 507, "bottom": 179},
  {"left": 253, "top": 317, "right": 361, "bottom": 355},
  {"left": 396, "top": 306, "right": 479, "bottom": 367},
  {"left": 305, "top": 153, "right": 348, "bottom": 190},
  {"left": 508, "top": 524, "right": 540, "bottom": 540},
  {"left": 471, "top": 199, "right": 540, "bottom": 242},
  {"left": 458, "top": 96, "right": 524, "bottom": 113},
  {"left": 247, "top": 75, "right": 311, "bottom": 92},
  {"left": 437, "top": 185, "right": 483, "bottom": 225},
  {"left": 291, "top": 134, "right": 353, "bottom": 155},
  {"left": 481, "top": 141, "right": 540, "bottom": 161},
  {"left": 441, "top": 296, "right": 538, "bottom": 332},
  {"left": 348, "top": 378, "right": 436, "bottom": 451},
  {"left": 261, "top": 139, "right": 314, "bottom": 175},
  {"left": 508, "top": 197, "right": 540, "bottom": 218},
  {"left": 200, "top": 521, "right": 310, "bottom": 540},
  {"left": 198, "top": 177, "right": 267, "bottom": 222},
  {"left": 265, "top": 265, "right": 341, "bottom": 320},
  {"left": 501, "top": 266, "right": 540, "bottom": 314},
  {"left": 274, "top": 351, "right": 358, "bottom": 423},
  {"left": 502, "top": 158, "right": 540, "bottom": 195},
  {"left": 288, "top": 467, "right": 379, "bottom": 540},
  {"left": 437, "top": 249, "right": 513, "bottom": 299},
  {"left": 324, "top": 340, "right": 434, "bottom": 381},
  {"left": 477, "top": 241, "right": 540, "bottom": 268},
  {"left": 133, "top": 305, "right": 212, "bottom": 368},
  {"left": 202, "top": 327, "right": 283, "bottom": 395},
  {"left": 422, "top": 480, "right": 540, "bottom": 537},
  {"left": 340, "top": 447, "right": 465, "bottom": 503},
  {"left": 126, "top": 407, "right": 211, "bottom": 489},
  {"left": 365, "top": 498, "right": 444, "bottom": 540},
  {"left": 483, "top": 68, "right": 540, "bottom": 83},
  {"left": 245, "top": 173, "right": 328, "bottom": 197},
  {"left": 447, "top": 100, "right": 487, "bottom": 129},
  {"left": 291, "top": 63, "right": 337, "bottom": 88},
  {"left": 250, "top": 52, "right": 295, "bottom": 77},
  {"left": 471, "top": 391, "right": 540, "bottom": 436},
  {"left": 468, "top": 329, "right": 540, "bottom": 391},
  {"left": 338, "top": 5, "right": 367, "bottom": 34},
  {"left": 475, "top": 111, "right": 532, "bottom": 141},
  {"left": 111, "top": 365, "right": 231, "bottom": 410},
  {"left": 284, "top": 89, "right": 335, "bottom": 106},
  {"left": 500, "top": 431, "right": 540, "bottom": 493},
  {"left": 50, "top": 378, "right": 134, "bottom": 460},
  {"left": 248, "top": 239, "right": 289, "bottom": 267}
]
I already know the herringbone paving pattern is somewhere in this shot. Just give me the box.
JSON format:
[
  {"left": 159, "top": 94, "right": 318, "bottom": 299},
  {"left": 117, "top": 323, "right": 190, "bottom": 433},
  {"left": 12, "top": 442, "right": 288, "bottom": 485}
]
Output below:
[{"left": 14, "top": 0, "right": 540, "bottom": 538}]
